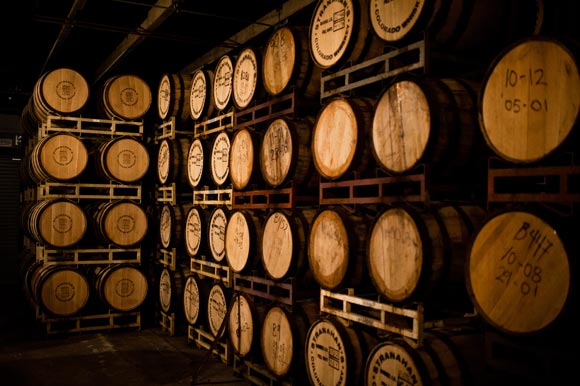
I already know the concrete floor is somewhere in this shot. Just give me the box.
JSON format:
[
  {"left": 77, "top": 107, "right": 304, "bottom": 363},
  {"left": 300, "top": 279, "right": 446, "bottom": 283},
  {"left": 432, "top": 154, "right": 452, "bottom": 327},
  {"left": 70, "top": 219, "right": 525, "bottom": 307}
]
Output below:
[{"left": 0, "top": 291, "right": 251, "bottom": 386}]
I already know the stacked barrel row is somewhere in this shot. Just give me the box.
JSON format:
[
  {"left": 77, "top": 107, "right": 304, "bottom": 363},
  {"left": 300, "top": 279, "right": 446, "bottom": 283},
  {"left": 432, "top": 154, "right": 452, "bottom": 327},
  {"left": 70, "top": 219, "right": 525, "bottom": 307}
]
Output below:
[{"left": 18, "top": 68, "right": 153, "bottom": 328}]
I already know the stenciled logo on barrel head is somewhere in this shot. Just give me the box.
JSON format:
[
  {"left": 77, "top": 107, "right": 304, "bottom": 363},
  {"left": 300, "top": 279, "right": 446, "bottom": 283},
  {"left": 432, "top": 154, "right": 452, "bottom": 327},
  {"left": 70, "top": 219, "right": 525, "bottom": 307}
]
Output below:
[
  {"left": 158, "top": 75, "right": 171, "bottom": 117},
  {"left": 370, "top": 0, "right": 425, "bottom": 42},
  {"left": 365, "top": 342, "right": 420, "bottom": 386},
  {"left": 184, "top": 277, "right": 201, "bottom": 323},
  {"left": 53, "top": 214, "right": 73, "bottom": 234},
  {"left": 55, "top": 281, "right": 76, "bottom": 302},
  {"left": 234, "top": 48, "right": 258, "bottom": 108},
  {"left": 186, "top": 209, "right": 203, "bottom": 256},
  {"left": 188, "top": 140, "right": 204, "bottom": 186},
  {"left": 307, "top": 319, "right": 347, "bottom": 386},
  {"left": 117, "top": 215, "right": 135, "bottom": 234},
  {"left": 211, "top": 132, "right": 230, "bottom": 185},
  {"left": 120, "top": 87, "right": 139, "bottom": 106},
  {"left": 56, "top": 80, "right": 76, "bottom": 100},
  {"left": 118, "top": 149, "right": 136, "bottom": 168},
  {"left": 310, "top": 0, "right": 354, "bottom": 69},
  {"left": 115, "top": 278, "right": 135, "bottom": 298},
  {"left": 159, "top": 269, "right": 172, "bottom": 311},
  {"left": 208, "top": 285, "right": 227, "bottom": 337},
  {"left": 190, "top": 70, "right": 208, "bottom": 119},
  {"left": 209, "top": 208, "right": 227, "bottom": 262},
  {"left": 214, "top": 56, "right": 233, "bottom": 110},
  {"left": 53, "top": 145, "right": 74, "bottom": 166}
]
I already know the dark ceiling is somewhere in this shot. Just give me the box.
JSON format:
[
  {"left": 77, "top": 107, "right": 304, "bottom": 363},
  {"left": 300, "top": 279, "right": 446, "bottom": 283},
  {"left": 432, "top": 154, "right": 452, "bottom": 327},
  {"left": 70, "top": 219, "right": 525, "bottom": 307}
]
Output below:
[{"left": 0, "top": 0, "right": 316, "bottom": 117}]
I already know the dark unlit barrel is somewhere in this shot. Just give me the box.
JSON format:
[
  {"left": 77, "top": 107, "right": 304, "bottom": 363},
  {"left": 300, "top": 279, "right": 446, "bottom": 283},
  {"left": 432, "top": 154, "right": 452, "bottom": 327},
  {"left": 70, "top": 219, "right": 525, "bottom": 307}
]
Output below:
[
  {"left": 208, "top": 207, "right": 228, "bottom": 263},
  {"left": 207, "top": 282, "right": 232, "bottom": 338},
  {"left": 262, "top": 25, "right": 322, "bottom": 99},
  {"left": 260, "top": 117, "right": 316, "bottom": 188},
  {"left": 261, "top": 209, "right": 316, "bottom": 283},
  {"left": 305, "top": 316, "right": 376, "bottom": 386},
  {"left": 26, "top": 199, "right": 87, "bottom": 248},
  {"left": 186, "top": 137, "right": 209, "bottom": 188},
  {"left": 213, "top": 55, "right": 234, "bottom": 112},
  {"left": 29, "top": 132, "right": 88, "bottom": 183},
  {"left": 309, "top": 0, "right": 383, "bottom": 70},
  {"left": 157, "top": 72, "right": 192, "bottom": 124},
  {"left": 233, "top": 46, "right": 263, "bottom": 110},
  {"left": 479, "top": 37, "right": 580, "bottom": 163},
  {"left": 312, "top": 97, "right": 375, "bottom": 180},
  {"left": 308, "top": 207, "right": 370, "bottom": 290},
  {"left": 30, "top": 264, "right": 90, "bottom": 317},
  {"left": 364, "top": 329, "right": 485, "bottom": 386},
  {"left": 261, "top": 300, "right": 319, "bottom": 380},
  {"left": 210, "top": 132, "right": 231, "bottom": 186},
  {"left": 23, "top": 67, "right": 90, "bottom": 133},
  {"left": 371, "top": 77, "right": 479, "bottom": 175},
  {"left": 367, "top": 205, "right": 486, "bottom": 303},
  {"left": 157, "top": 137, "right": 191, "bottom": 185},
  {"left": 183, "top": 274, "right": 210, "bottom": 326},
  {"left": 228, "top": 292, "right": 265, "bottom": 358},
  {"left": 94, "top": 264, "right": 148, "bottom": 312},
  {"left": 100, "top": 74, "right": 152, "bottom": 120},
  {"left": 225, "top": 210, "right": 264, "bottom": 274},
  {"left": 91, "top": 200, "right": 148, "bottom": 247},
  {"left": 467, "top": 210, "right": 572, "bottom": 335},
  {"left": 229, "top": 127, "right": 261, "bottom": 190},
  {"left": 158, "top": 203, "right": 192, "bottom": 250},
  {"left": 93, "top": 136, "right": 149, "bottom": 183},
  {"left": 184, "top": 206, "right": 209, "bottom": 258},
  {"left": 189, "top": 68, "right": 215, "bottom": 121}
]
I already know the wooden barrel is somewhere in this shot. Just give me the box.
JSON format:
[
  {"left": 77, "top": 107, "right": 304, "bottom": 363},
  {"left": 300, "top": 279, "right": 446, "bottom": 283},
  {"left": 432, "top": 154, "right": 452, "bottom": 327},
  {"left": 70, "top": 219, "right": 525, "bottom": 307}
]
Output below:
[
  {"left": 99, "top": 74, "right": 152, "bottom": 120},
  {"left": 158, "top": 265, "right": 188, "bottom": 315},
  {"left": 28, "top": 132, "right": 88, "bottom": 183},
  {"left": 156, "top": 137, "right": 191, "bottom": 185},
  {"left": 213, "top": 55, "right": 234, "bottom": 112},
  {"left": 228, "top": 292, "right": 266, "bottom": 359},
  {"left": 92, "top": 136, "right": 149, "bottom": 183},
  {"left": 229, "top": 127, "right": 262, "bottom": 190},
  {"left": 479, "top": 37, "right": 580, "bottom": 164},
  {"left": 157, "top": 72, "right": 192, "bottom": 125},
  {"left": 25, "top": 199, "right": 87, "bottom": 248},
  {"left": 225, "top": 210, "right": 264, "bottom": 274},
  {"left": 260, "top": 209, "right": 317, "bottom": 283},
  {"left": 30, "top": 264, "right": 90, "bottom": 317},
  {"left": 182, "top": 274, "right": 210, "bottom": 326},
  {"left": 186, "top": 137, "right": 210, "bottom": 188},
  {"left": 22, "top": 67, "right": 90, "bottom": 134},
  {"left": 364, "top": 328, "right": 485, "bottom": 386},
  {"left": 307, "top": 207, "right": 371, "bottom": 290},
  {"left": 369, "top": 0, "right": 543, "bottom": 52},
  {"left": 260, "top": 300, "right": 320, "bottom": 380},
  {"left": 207, "top": 282, "right": 232, "bottom": 338},
  {"left": 210, "top": 131, "right": 231, "bottom": 186},
  {"left": 184, "top": 206, "right": 210, "bottom": 258},
  {"left": 90, "top": 200, "right": 148, "bottom": 247},
  {"left": 189, "top": 68, "right": 215, "bottom": 121},
  {"left": 233, "top": 46, "right": 264, "bottom": 110},
  {"left": 260, "top": 116, "right": 317, "bottom": 188},
  {"left": 93, "top": 264, "right": 148, "bottom": 312},
  {"left": 466, "top": 209, "right": 573, "bottom": 335},
  {"left": 262, "top": 25, "right": 322, "bottom": 99},
  {"left": 305, "top": 316, "right": 377, "bottom": 386},
  {"left": 309, "top": 0, "right": 384, "bottom": 70},
  {"left": 312, "top": 97, "right": 375, "bottom": 180},
  {"left": 367, "top": 204, "right": 486, "bottom": 304},
  {"left": 158, "top": 202, "right": 193, "bottom": 250},
  {"left": 371, "top": 76, "right": 480, "bottom": 176},
  {"left": 208, "top": 207, "right": 229, "bottom": 263}
]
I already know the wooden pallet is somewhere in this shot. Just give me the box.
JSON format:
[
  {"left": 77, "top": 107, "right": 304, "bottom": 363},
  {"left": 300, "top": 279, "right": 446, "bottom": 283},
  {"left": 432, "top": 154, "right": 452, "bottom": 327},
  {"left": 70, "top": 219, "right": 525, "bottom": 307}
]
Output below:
[
  {"left": 232, "top": 183, "right": 317, "bottom": 210},
  {"left": 156, "top": 183, "right": 193, "bottom": 205},
  {"left": 320, "top": 40, "right": 425, "bottom": 99},
  {"left": 37, "top": 182, "right": 142, "bottom": 201},
  {"left": 190, "top": 256, "right": 233, "bottom": 287},
  {"left": 160, "top": 311, "right": 176, "bottom": 336},
  {"left": 188, "top": 325, "right": 231, "bottom": 365},
  {"left": 158, "top": 248, "right": 177, "bottom": 271},
  {"left": 154, "top": 117, "right": 193, "bottom": 141},
  {"left": 235, "top": 92, "right": 296, "bottom": 129},
  {"left": 193, "top": 186, "right": 233, "bottom": 209},
  {"left": 37, "top": 246, "right": 141, "bottom": 265},
  {"left": 41, "top": 115, "right": 143, "bottom": 138},
  {"left": 40, "top": 311, "right": 141, "bottom": 335},
  {"left": 233, "top": 274, "right": 317, "bottom": 306},
  {"left": 194, "top": 110, "right": 235, "bottom": 138}
]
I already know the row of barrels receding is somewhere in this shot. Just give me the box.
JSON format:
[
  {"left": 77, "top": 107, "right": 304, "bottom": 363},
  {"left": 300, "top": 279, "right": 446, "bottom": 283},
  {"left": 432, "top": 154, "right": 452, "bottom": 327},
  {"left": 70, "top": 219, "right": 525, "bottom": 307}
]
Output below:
[
  {"left": 18, "top": 255, "right": 148, "bottom": 317},
  {"left": 160, "top": 199, "right": 578, "bottom": 337},
  {"left": 158, "top": 0, "right": 545, "bottom": 125},
  {"left": 161, "top": 265, "right": 487, "bottom": 386},
  {"left": 20, "top": 68, "right": 153, "bottom": 136},
  {"left": 19, "top": 132, "right": 150, "bottom": 186},
  {"left": 20, "top": 198, "right": 148, "bottom": 249}
]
